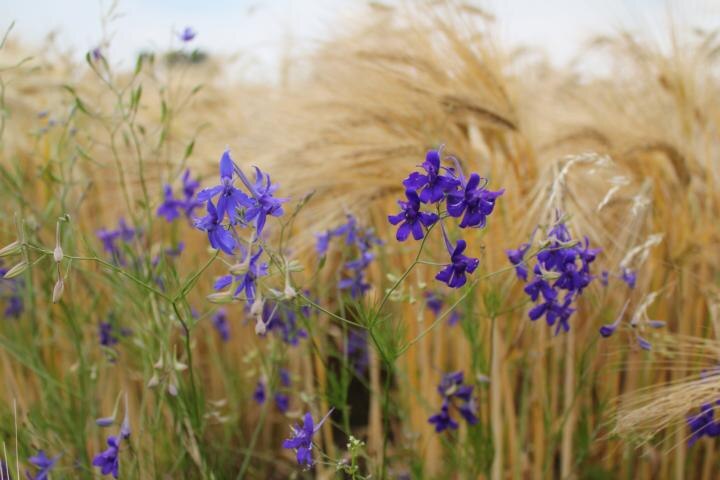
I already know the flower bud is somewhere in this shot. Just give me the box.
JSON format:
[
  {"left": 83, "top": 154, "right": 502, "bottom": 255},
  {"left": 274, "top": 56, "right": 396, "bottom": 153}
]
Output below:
[
  {"left": 250, "top": 296, "right": 264, "bottom": 317},
  {"left": 53, "top": 245, "right": 63, "bottom": 263},
  {"left": 167, "top": 382, "right": 179, "bottom": 396},
  {"left": 254, "top": 316, "right": 267, "bottom": 335},
  {"left": 283, "top": 283, "right": 297, "bottom": 300},
  {"left": 147, "top": 374, "right": 160, "bottom": 388},
  {"left": 0, "top": 240, "right": 22, "bottom": 258},
  {"left": 3, "top": 261, "right": 28, "bottom": 279},
  {"left": 207, "top": 290, "right": 235, "bottom": 304},
  {"left": 52, "top": 278, "right": 64, "bottom": 303},
  {"left": 96, "top": 416, "right": 115, "bottom": 427}
]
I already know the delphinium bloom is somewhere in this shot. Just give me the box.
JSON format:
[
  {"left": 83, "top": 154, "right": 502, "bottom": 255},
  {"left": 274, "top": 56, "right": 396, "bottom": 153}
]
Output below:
[
  {"left": 687, "top": 400, "right": 720, "bottom": 446},
  {"left": 157, "top": 169, "right": 202, "bottom": 222},
  {"left": 506, "top": 242, "right": 531, "bottom": 281},
  {"left": 435, "top": 230, "right": 479, "bottom": 289},
  {"left": 236, "top": 166, "right": 288, "bottom": 234},
  {"left": 402, "top": 148, "right": 460, "bottom": 203},
  {"left": 510, "top": 218, "right": 600, "bottom": 335},
  {"left": 194, "top": 200, "right": 237, "bottom": 255},
  {"left": 274, "top": 368, "right": 292, "bottom": 413},
  {"left": 316, "top": 214, "right": 382, "bottom": 298},
  {"left": 282, "top": 409, "right": 334, "bottom": 468},
  {"left": 621, "top": 268, "right": 637, "bottom": 288},
  {"left": 264, "top": 301, "right": 308, "bottom": 346},
  {"left": 424, "top": 290, "right": 460, "bottom": 325},
  {"left": 93, "top": 411, "right": 130, "bottom": 478},
  {"left": 428, "top": 371, "right": 478, "bottom": 433},
  {"left": 253, "top": 380, "right": 266, "bottom": 404},
  {"left": 212, "top": 309, "right": 230, "bottom": 341},
  {"left": 26, "top": 451, "right": 58, "bottom": 480},
  {"left": 99, "top": 322, "right": 119, "bottom": 347},
  {"left": 96, "top": 218, "right": 136, "bottom": 263},
  {"left": 0, "top": 263, "right": 23, "bottom": 318},
  {"left": 213, "top": 248, "right": 268, "bottom": 302},
  {"left": 346, "top": 328, "right": 369, "bottom": 376},
  {"left": 388, "top": 190, "right": 439, "bottom": 241},
  {"left": 179, "top": 26, "right": 196, "bottom": 42},
  {"left": 196, "top": 151, "right": 252, "bottom": 224},
  {"left": 446, "top": 173, "right": 504, "bottom": 228},
  {"left": 389, "top": 146, "right": 502, "bottom": 288}
]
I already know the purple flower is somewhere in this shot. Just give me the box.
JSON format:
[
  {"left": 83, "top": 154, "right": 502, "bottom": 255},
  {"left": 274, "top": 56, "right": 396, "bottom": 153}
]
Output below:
[
  {"left": 346, "top": 329, "right": 369, "bottom": 376},
  {"left": 236, "top": 166, "right": 287, "bottom": 234},
  {"left": 196, "top": 150, "right": 253, "bottom": 224},
  {"left": 264, "top": 302, "right": 308, "bottom": 346},
  {"left": 212, "top": 309, "right": 230, "bottom": 341},
  {"left": 179, "top": 26, "right": 196, "bottom": 42},
  {"left": 621, "top": 269, "right": 637, "bottom": 289},
  {"left": 446, "top": 173, "right": 504, "bottom": 228},
  {"left": 279, "top": 368, "right": 291, "bottom": 387},
  {"left": 157, "top": 170, "right": 202, "bottom": 222},
  {"left": 506, "top": 243, "right": 530, "bottom": 281},
  {"left": 253, "top": 380, "right": 266, "bottom": 404},
  {"left": 282, "top": 409, "right": 333, "bottom": 467},
  {"left": 402, "top": 149, "right": 460, "bottom": 204},
  {"left": 435, "top": 237, "right": 479, "bottom": 289},
  {"left": 99, "top": 322, "right": 119, "bottom": 347},
  {"left": 26, "top": 450, "right": 58, "bottom": 480},
  {"left": 1, "top": 265, "right": 23, "bottom": 318},
  {"left": 687, "top": 401, "right": 720, "bottom": 446},
  {"left": 194, "top": 200, "right": 237, "bottom": 255},
  {"left": 0, "top": 460, "right": 11, "bottom": 480},
  {"left": 428, "top": 371, "right": 478, "bottom": 433},
  {"left": 92, "top": 436, "right": 121, "bottom": 478},
  {"left": 274, "top": 393, "right": 290, "bottom": 413},
  {"left": 388, "top": 190, "right": 439, "bottom": 241},
  {"left": 528, "top": 293, "right": 575, "bottom": 335},
  {"left": 157, "top": 185, "right": 183, "bottom": 222},
  {"left": 213, "top": 248, "right": 268, "bottom": 302},
  {"left": 96, "top": 219, "right": 135, "bottom": 262},
  {"left": 91, "top": 47, "right": 103, "bottom": 61}
]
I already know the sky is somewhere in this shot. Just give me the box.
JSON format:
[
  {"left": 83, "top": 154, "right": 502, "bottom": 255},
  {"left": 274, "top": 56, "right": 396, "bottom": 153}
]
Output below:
[{"left": 2, "top": 0, "right": 719, "bottom": 81}]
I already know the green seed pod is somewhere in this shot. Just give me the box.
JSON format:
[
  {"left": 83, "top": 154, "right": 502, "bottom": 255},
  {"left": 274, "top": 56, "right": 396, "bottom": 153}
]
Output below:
[
  {"left": 3, "top": 261, "right": 28, "bottom": 279},
  {"left": 0, "top": 240, "right": 22, "bottom": 258}
]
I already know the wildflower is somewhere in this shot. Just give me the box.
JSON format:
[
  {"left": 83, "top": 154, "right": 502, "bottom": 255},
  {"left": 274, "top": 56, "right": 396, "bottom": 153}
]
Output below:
[
  {"left": 346, "top": 329, "right": 369, "bottom": 376},
  {"left": 264, "top": 302, "right": 308, "bottom": 346},
  {"left": 99, "top": 322, "right": 119, "bottom": 347},
  {"left": 179, "top": 26, "right": 196, "bottom": 42},
  {"left": 212, "top": 309, "right": 230, "bottom": 341},
  {"left": 92, "top": 435, "right": 121, "bottom": 478},
  {"left": 506, "top": 243, "right": 530, "bottom": 281},
  {"left": 446, "top": 173, "right": 504, "bottom": 228},
  {"left": 91, "top": 47, "right": 103, "bottom": 61},
  {"left": 194, "top": 200, "right": 237, "bottom": 254},
  {"left": 621, "top": 268, "right": 637, "bottom": 289},
  {"left": 0, "top": 264, "right": 23, "bottom": 318},
  {"left": 388, "top": 190, "right": 439, "bottom": 241},
  {"left": 428, "top": 371, "right": 478, "bottom": 432},
  {"left": 435, "top": 234, "right": 479, "bottom": 289},
  {"left": 213, "top": 248, "right": 267, "bottom": 302},
  {"left": 26, "top": 451, "right": 58, "bottom": 480},
  {"left": 236, "top": 166, "right": 287, "bottom": 234},
  {"left": 636, "top": 335, "right": 652, "bottom": 351},
  {"left": 282, "top": 409, "right": 334, "bottom": 467},
  {"left": 687, "top": 401, "right": 720, "bottom": 446},
  {"left": 253, "top": 380, "right": 266, "bottom": 404},
  {"left": 96, "top": 219, "right": 135, "bottom": 262},
  {"left": 197, "top": 150, "right": 252, "bottom": 224},
  {"left": 402, "top": 148, "right": 460, "bottom": 204},
  {"left": 513, "top": 217, "right": 600, "bottom": 334},
  {"left": 274, "top": 393, "right": 290, "bottom": 413}
]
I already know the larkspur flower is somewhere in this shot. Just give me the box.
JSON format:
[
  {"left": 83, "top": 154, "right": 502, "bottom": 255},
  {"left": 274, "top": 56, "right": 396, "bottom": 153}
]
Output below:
[
  {"left": 388, "top": 190, "right": 439, "bottom": 241},
  {"left": 424, "top": 291, "right": 460, "bottom": 325},
  {"left": 157, "top": 170, "right": 202, "bottom": 222},
  {"left": 512, "top": 217, "right": 600, "bottom": 334},
  {"left": 92, "top": 436, "right": 121, "bottom": 478},
  {"left": 274, "top": 393, "right": 290, "bottom": 413},
  {"left": 346, "top": 329, "right": 369, "bottom": 376},
  {"left": 26, "top": 451, "right": 59, "bottom": 480},
  {"left": 506, "top": 242, "right": 530, "bottom": 281},
  {"left": 212, "top": 309, "right": 230, "bottom": 341},
  {"left": 96, "top": 218, "right": 136, "bottom": 263},
  {"left": 282, "top": 409, "right": 334, "bottom": 467},
  {"left": 99, "top": 322, "right": 119, "bottom": 347},
  {"left": 0, "top": 264, "right": 23, "bottom": 318},
  {"left": 446, "top": 173, "right": 504, "bottom": 228},
  {"left": 213, "top": 248, "right": 268, "bottom": 302},
  {"left": 194, "top": 200, "right": 237, "bottom": 254},
  {"left": 253, "top": 380, "right": 266, "bottom": 404},
  {"left": 264, "top": 301, "right": 308, "bottom": 346},
  {"left": 435, "top": 232, "right": 479, "bottom": 289},
  {"left": 687, "top": 401, "right": 720, "bottom": 446},
  {"left": 402, "top": 148, "right": 460, "bottom": 204},
  {"left": 621, "top": 268, "right": 637, "bottom": 289},
  {"left": 196, "top": 150, "right": 253, "bottom": 224},
  {"left": 179, "top": 26, "right": 196, "bottom": 42},
  {"left": 235, "top": 165, "right": 287, "bottom": 234},
  {"left": 428, "top": 371, "right": 478, "bottom": 433}
]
